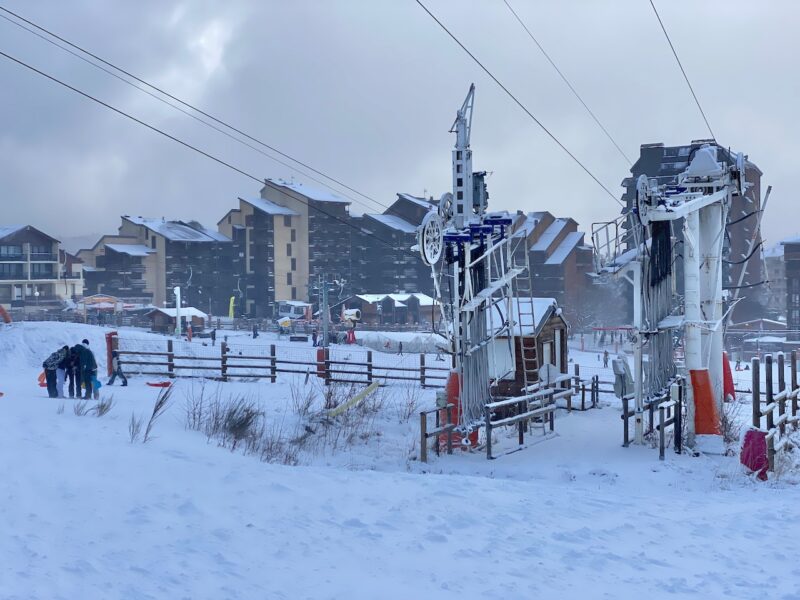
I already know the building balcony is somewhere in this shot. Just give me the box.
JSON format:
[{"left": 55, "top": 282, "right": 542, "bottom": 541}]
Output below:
[
  {"left": 29, "top": 252, "right": 58, "bottom": 262},
  {"left": 0, "top": 273, "right": 25, "bottom": 280},
  {"left": 0, "top": 254, "right": 25, "bottom": 262}
]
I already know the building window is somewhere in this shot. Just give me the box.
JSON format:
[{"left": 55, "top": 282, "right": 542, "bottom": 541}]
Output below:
[
  {"left": 287, "top": 272, "right": 292, "bottom": 285},
  {"left": 457, "top": 191, "right": 463, "bottom": 200},
  {"left": 457, "top": 178, "right": 463, "bottom": 187},
  {"left": 228, "top": 215, "right": 232, "bottom": 224},
  {"left": 284, "top": 216, "right": 292, "bottom": 227},
  {"left": 456, "top": 151, "right": 462, "bottom": 160},
  {"left": 291, "top": 287, "right": 297, "bottom": 300},
  {"left": 286, "top": 243, "right": 292, "bottom": 257},
  {"left": 151, "top": 237, "right": 156, "bottom": 249},
  {"left": 291, "top": 258, "right": 297, "bottom": 270},
  {"left": 0, "top": 245, "right": 22, "bottom": 257},
  {"left": 456, "top": 164, "right": 462, "bottom": 173},
  {"left": 291, "top": 229, "right": 296, "bottom": 242}
]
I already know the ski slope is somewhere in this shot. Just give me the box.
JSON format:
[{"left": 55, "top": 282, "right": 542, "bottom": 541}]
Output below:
[{"left": 2, "top": 322, "right": 800, "bottom": 599}]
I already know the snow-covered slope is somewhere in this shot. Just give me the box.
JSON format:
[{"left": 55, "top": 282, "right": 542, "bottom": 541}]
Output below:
[{"left": 2, "top": 322, "right": 800, "bottom": 599}]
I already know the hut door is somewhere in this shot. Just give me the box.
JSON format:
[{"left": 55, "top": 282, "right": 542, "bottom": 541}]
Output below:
[
  {"left": 555, "top": 329, "right": 563, "bottom": 372},
  {"left": 542, "top": 341, "right": 554, "bottom": 367}
]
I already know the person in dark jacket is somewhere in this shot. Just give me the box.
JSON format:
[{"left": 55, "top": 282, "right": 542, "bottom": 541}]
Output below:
[
  {"left": 107, "top": 350, "right": 128, "bottom": 386},
  {"left": 55, "top": 345, "right": 70, "bottom": 398},
  {"left": 68, "top": 345, "right": 82, "bottom": 398},
  {"left": 210, "top": 328, "right": 217, "bottom": 347},
  {"left": 74, "top": 339, "right": 98, "bottom": 399},
  {"left": 252, "top": 324, "right": 259, "bottom": 339},
  {"left": 42, "top": 347, "right": 68, "bottom": 398}
]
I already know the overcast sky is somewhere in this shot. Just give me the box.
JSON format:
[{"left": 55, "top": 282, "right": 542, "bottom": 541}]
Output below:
[{"left": 1, "top": 0, "right": 798, "bottom": 251}]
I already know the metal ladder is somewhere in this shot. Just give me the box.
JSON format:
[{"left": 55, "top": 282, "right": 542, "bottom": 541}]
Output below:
[{"left": 511, "top": 238, "right": 539, "bottom": 395}]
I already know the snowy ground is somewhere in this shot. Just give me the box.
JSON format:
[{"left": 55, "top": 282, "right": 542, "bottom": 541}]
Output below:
[{"left": 3, "top": 322, "right": 800, "bottom": 599}]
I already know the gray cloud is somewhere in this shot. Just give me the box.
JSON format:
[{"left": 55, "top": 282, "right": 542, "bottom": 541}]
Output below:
[{"left": 1, "top": 0, "right": 797, "bottom": 249}]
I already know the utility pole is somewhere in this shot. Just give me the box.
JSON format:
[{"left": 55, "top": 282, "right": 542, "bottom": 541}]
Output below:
[{"left": 320, "top": 274, "right": 329, "bottom": 348}]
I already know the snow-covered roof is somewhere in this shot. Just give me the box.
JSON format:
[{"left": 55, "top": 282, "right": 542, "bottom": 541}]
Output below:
[
  {"left": 104, "top": 244, "right": 153, "bottom": 257},
  {"left": 511, "top": 212, "right": 546, "bottom": 239},
  {"left": 0, "top": 225, "right": 25, "bottom": 240},
  {"left": 366, "top": 214, "right": 418, "bottom": 234},
  {"left": 491, "top": 298, "right": 559, "bottom": 336},
  {"left": 531, "top": 219, "right": 568, "bottom": 252},
  {"left": 241, "top": 197, "right": 299, "bottom": 216},
  {"left": 124, "top": 217, "right": 229, "bottom": 243},
  {"left": 545, "top": 231, "right": 583, "bottom": 265},
  {"left": 397, "top": 193, "right": 436, "bottom": 209},
  {"left": 279, "top": 300, "right": 312, "bottom": 307},
  {"left": 147, "top": 307, "right": 208, "bottom": 319},
  {"left": 355, "top": 293, "right": 436, "bottom": 307},
  {"left": 266, "top": 179, "right": 349, "bottom": 204},
  {"left": 743, "top": 336, "right": 785, "bottom": 344}
]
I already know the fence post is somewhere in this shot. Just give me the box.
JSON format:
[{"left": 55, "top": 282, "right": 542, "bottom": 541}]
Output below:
[
  {"left": 581, "top": 382, "right": 586, "bottom": 411},
  {"left": 324, "top": 347, "right": 330, "bottom": 386},
  {"left": 221, "top": 341, "right": 228, "bottom": 382},
  {"left": 167, "top": 339, "right": 175, "bottom": 379},
  {"left": 573, "top": 363, "right": 580, "bottom": 394},
  {"left": 622, "top": 396, "right": 629, "bottom": 447},
  {"left": 778, "top": 353, "right": 786, "bottom": 437},
  {"left": 674, "top": 379, "right": 682, "bottom": 454},
  {"left": 420, "top": 412, "right": 428, "bottom": 464},
  {"left": 658, "top": 404, "right": 666, "bottom": 461},
  {"left": 367, "top": 350, "right": 373, "bottom": 385},
  {"left": 768, "top": 435, "right": 776, "bottom": 472},
  {"left": 752, "top": 357, "right": 760, "bottom": 428},
  {"left": 766, "top": 354, "right": 774, "bottom": 432},
  {"left": 485, "top": 404, "right": 493, "bottom": 460},
  {"left": 270, "top": 344, "right": 276, "bottom": 383},
  {"left": 792, "top": 350, "right": 798, "bottom": 423},
  {"left": 593, "top": 375, "right": 598, "bottom": 408},
  {"left": 446, "top": 404, "right": 453, "bottom": 455},
  {"left": 517, "top": 400, "right": 525, "bottom": 446},
  {"left": 420, "top": 353, "right": 426, "bottom": 387}
]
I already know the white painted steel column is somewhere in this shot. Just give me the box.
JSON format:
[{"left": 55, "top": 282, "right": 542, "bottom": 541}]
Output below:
[
  {"left": 683, "top": 211, "right": 701, "bottom": 446},
  {"left": 632, "top": 260, "right": 644, "bottom": 444},
  {"left": 699, "top": 202, "right": 725, "bottom": 413}
]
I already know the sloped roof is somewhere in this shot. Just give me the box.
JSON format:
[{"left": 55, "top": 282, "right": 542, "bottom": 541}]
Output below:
[
  {"left": 147, "top": 307, "right": 208, "bottom": 319},
  {"left": 123, "top": 217, "right": 229, "bottom": 243},
  {"left": 240, "top": 197, "right": 299, "bottom": 216},
  {"left": 545, "top": 231, "right": 584, "bottom": 265},
  {"left": 531, "top": 219, "right": 568, "bottom": 251},
  {"left": 104, "top": 244, "right": 154, "bottom": 257},
  {"left": 265, "top": 178, "right": 349, "bottom": 203},
  {"left": 396, "top": 193, "right": 436, "bottom": 209},
  {"left": 365, "top": 213, "right": 418, "bottom": 234},
  {"left": 0, "top": 225, "right": 25, "bottom": 240},
  {"left": 491, "top": 298, "right": 559, "bottom": 336}
]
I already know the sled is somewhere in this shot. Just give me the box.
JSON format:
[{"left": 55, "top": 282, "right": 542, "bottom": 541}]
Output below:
[
  {"left": 146, "top": 381, "right": 172, "bottom": 388},
  {"left": 38, "top": 371, "right": 47, "bottom": 387}
]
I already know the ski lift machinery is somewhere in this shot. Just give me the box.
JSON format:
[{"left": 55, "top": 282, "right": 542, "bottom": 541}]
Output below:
[
  {"left": 592, "top": 144, "right": 750, "bottom": 447},
  {"left": 418, "top": 84, "right": 529, "bottom": 444}
]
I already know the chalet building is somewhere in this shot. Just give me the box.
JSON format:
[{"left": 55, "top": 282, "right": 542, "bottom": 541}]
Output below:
[
  {"left": 218, "top": 196, "right": 299, "bottom": 318},
  {"left": 345, "top": 293, "right": 437, "bottom": 326},
  {"left": 81, "top": 217, "right": 233, "bottom": 315},
  {"left": 354, "top": 193, "right": 437, "bottom": 295},
  {"left": 0, "top": 225, "right": 83, "bottom": 310},
  {"left": 621, "top": 141, "right": 764, "bottom": 321}
]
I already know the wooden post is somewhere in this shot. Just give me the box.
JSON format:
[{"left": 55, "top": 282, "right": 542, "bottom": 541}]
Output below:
[
  {"left": 485, "top": 405, "right": 493, "bottom": 460},
  {"left": 675, "top": 379, "right": 683, "bottom": 455},
  {"left": 766, "top": 354, "right": 774, "bottom": 432},
  {"left": 778, "top": 353, "right": 786, "bottom": 437},
  {"left": 420, "top": 412, "right": 428, "bottom": 464},
  {"left": 622, "top": 396, "right": 630, "bottom": 447},
  {"left": 581, "top": 382, "right": 586, "bottom": 411},
  {"left": 324, "top": 347, "right": 330, "bottom": 386},
  {"left": 792, "top": 350, "right": 798, "bottom": 423},
  {"left": 367, "top": 350, "right": 373, "bottom": 385},
  {"left": 768, "top": 435, "right": 776, "bottom": 472},
  {"left": 221, "top": 341, "right": 228, "bottom": 382},
  {"left": 446, "top": 404, "right": 453, "bottom": 455},
  {"left": 573, "top": 363, "right": 580, "bottom": 394},
  {"left": 658, "top": 404, "right": 666, "bottom": 461},
  {"left": 167, "top": 339, "right": 174, "bottom": 379},
  {"left": 269, "top": 344, "right": 276, "bottom": 383},
  {"left": 420, "top": 353, "right": 426, "bottom": 387},
  {"left": 517, "top": 400, "right": 525, "bottom": 446},
  {"left": 752, "top": 357, "right": 760, "bottom": 428}
]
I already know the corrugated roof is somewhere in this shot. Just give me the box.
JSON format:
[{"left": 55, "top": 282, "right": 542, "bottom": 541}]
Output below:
[
  {"left": 241, "top": 197, "right": 299, "bottom": 216},
  {"left": 266, "top": 178, "right": 349, "bottom": 203},
  {"left": 104, "top": 244, "right": 154, "bottom": 257}
]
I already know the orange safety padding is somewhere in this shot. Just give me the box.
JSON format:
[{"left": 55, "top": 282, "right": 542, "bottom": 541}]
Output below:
[
  {"left": 0, "top": 305, "right": 11, "bottom": 324},
  {"left": 690, "top": 369, "right": 720, "bottom": 435},
  {"left": 438, "top": 371, "right": 478, "bottom": 450},
  {"left": 722, "top": 351, "right": 735, "bottom": 402}
]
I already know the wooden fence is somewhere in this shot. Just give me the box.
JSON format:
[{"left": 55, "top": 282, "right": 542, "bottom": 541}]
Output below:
[
  {"left": 112, "top": 337, "right": 450, "bottom": 388},
  {"left": 751, "top": 353, "right": 799, "bottom": 471},
  {"left": 621, "top": 376, "right": 684, "bottom": 458}
]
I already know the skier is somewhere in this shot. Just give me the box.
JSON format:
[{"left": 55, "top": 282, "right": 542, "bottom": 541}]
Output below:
[
  {"left": 603, "top": 350, "right": 609, "bottom": 368},
  {"left": 107, "top": 350, "right": 128, "bottom": 386},
  {"left": 252, "top": 324, "right": 259, "bottom": 339},
  {"left": 311, "top": 329, "right": 318, "bottom": 347},
  {"left": 210, "top": 328, "right": 217, "bottom": 347},
  {"left": 735, "top": 358, "right": 742, "bottom": 372},
  {"left": 398, "top": 341, "right": 403, "bottom": 356},
  {"left": 42, "top": 346, "right": 68, "bottom": 398}
]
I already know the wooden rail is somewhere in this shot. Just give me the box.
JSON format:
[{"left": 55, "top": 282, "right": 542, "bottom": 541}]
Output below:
[
  {"left": 752, "top": 353, "right": 799, "bottom": 472},
  {"left": 621, "top": 376, "right": 684, "bottom": 458},
  {"left": 419, "top": 405, "right": 454, "bottom": 463}
]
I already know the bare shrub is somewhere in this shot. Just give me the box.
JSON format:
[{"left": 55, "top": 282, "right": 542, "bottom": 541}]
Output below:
[
  {"left": 56, "top": 402, "right": 65, "bottom": 415},
  {"left": 143, "top": 386, "right": 173, "bottom": 443},
  {"left": 290, "top": 378, "right": 317, "bottom": 417},
  {"left": 73, "top": 399, "right": 91, "bottom": 416},
  {"left": 92, "top": 396, "right": 115, "bottom": 417},
  {"left": 255, "top": 418, "right": 300, "bottom": 466},
  {"left": 721, "top": 398, "right": 744, "bottom": 444},
  {"left": 184, "top": 382, "right": 217, "bottom": 431},
  {"left": 394, "top": 385, "right": 421, "bottom": 423},
  {"left": 222, "top": 397, "right": 263, "bottom": 451},
  {"left": 128, "top": 412, "right": 143, "bottom": 443}
]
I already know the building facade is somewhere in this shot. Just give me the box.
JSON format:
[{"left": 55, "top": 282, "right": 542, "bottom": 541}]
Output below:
[{"left": 0, "top": 225, "right": 83, "bottom": 309}]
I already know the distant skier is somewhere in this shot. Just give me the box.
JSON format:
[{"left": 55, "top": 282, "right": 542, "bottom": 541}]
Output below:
[
  {"left": 210, "top": 328, "right": 217, "bottom": 347},
  {"left": 107, "top": 350, "right": 128, "bottom": 386},
  {"left": 603, "top": 350, "right": 609, "bottom": 369},
  {"left": 398, "top": 341, "right": 403, "bottom": 356},
  {"left": 311, "top": 329, "right": 318, "bottom": 347},
  {"left": 252, "top": 324, "right": 259, "bottom": 339}
]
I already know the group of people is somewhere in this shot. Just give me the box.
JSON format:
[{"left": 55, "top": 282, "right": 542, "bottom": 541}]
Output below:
[{"left": 41, "top": 339, "right": 128, "bottom": 400}]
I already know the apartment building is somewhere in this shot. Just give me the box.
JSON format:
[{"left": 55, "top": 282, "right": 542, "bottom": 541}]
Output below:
[{"left": 0, "top": 225, "right": 83, "bottom": 309}]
